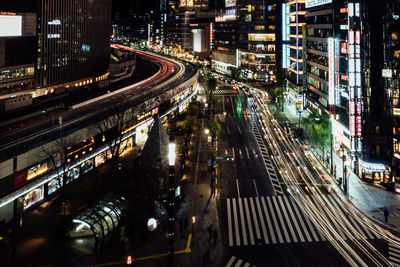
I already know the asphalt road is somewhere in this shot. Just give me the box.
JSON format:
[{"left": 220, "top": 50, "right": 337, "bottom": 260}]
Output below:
[{"left": 213, "top": 84, "right": 351, "bottom": 266}]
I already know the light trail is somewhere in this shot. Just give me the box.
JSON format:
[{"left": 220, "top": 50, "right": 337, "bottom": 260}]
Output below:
[{"left": 251, "top": 87, "right": 396, "bottom": 266}]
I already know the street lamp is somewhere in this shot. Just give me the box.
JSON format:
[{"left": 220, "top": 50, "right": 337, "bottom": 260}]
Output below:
[
  {"left": 204, "top": 129, "right": 210, "bottom": 135},
  {"left": 167, "top": 143, "right": 176, "bottom": 267}
]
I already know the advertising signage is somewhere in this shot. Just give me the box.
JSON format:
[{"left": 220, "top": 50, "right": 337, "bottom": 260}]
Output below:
[
  {"left": 0, "top": 15, "right": 22, "bottom": 37},
  {"left": 306, "top": 0, "right": 332, "bottom": 9}
]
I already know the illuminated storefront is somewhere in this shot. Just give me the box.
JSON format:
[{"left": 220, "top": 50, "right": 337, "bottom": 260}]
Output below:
[
  {"left": 20, "top": 186, "right": 44, "bottom": 210},
  {"left": 47, "top": 177, "right": 63, "bottom": 195}
]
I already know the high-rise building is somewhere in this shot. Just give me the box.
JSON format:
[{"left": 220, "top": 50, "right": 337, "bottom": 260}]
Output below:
[
  {"left": 282, "top": 0, "right": 306, "bottom": 110},
  {"left": 359, "top": 1, "right": 400, "bottom": 186},
  {"left": 237, "top": 0, "right": 281, "bottom": 82},
  {"left": 36, "top": 0, "right": 111, "bottom": 94}
]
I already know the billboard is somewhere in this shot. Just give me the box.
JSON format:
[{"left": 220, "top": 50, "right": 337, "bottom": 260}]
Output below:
[
  {"left": 0, "top": 15, "right": 22, "bottom": 37},
  {"left": 306, "top": 0, "right": 332, "bottom": 9}
]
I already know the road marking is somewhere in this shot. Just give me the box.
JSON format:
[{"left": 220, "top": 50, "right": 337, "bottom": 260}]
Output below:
[
  {"left": 238, "top": 198, "right": 248, "bottom": 246},
  {"left": 272, "top": 196, "right": 291, "bottom": 243},
  {"left": 253, "top": 180, "right": 259, "bottom": 197},
  {"left": 226, "top": 256, "right": 236, "bottom": 267},
  {"left": 244, "top": 198, "right": 255, "bottom": 245},
  {"left": 232, "top": 198, "right": 240, "bottom": 246},
  {"left": 227, "top": 199, "right": 233, "bottom": 246},
  {"left": 245, "top": 146, "right": 250, "bottom": 158},
  {"left": 278, "top": 196, "right": 297, "bottom": 243},
  {"left": 232, "top": 147, "right": 235, "bottom": 158},
  {"left": 236, "top": 179, "right": 240, "bottom": 198},
  {"left": 249, "top": 198, "right": 261, "bottom": 239},
  {"left": 283, "top": 196, "right": 305, "bottom": 242},
  {"left": 261, "top": 197, "right": 276, "bottom": 244},
  {"left": 255, "top": 197, "right": 270, "bottom": 244},
  {"left": 266, "top": 197, "right": 284, "bottom": 243},
  {"left": 235, "top": 259, "right": 243, "bottom": 267},
  {"left": 238, "top": 126, "right": 242, "bottom": 135},
  {"left": 291, "top": 198, "right": 320, "bottom": 242},
  {"left": 225, "top": 149, "right": 228, "bottom": 155}
]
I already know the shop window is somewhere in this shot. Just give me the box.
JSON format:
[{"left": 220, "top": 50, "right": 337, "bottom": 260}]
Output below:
[
  {"left": 95, "top": 152, "right": 106, "bottom": 167},
  {"left": 48, "top": 177, "right": 63, "bottom": 195},
  {"left": 27, "top": 162, "right": 48, "bottom": 180},
  {"left": 22, "top": 186, "right": 44, "bottom": 210},
  {"left": 66, "top": 167, "right": 80, "bottom": 184},
  {"left": 81, "top": 159, "right": 94, "bottom": 174}
]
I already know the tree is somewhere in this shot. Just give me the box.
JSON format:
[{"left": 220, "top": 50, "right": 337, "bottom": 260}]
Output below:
[
  {"left": 205, "top": 76, "right": 217, "bottom": 94},
  {"left": 302, "top": 110, "right": 331, "bottom": 159},
  {"left": 206, "top": 120, "right": 221, "bottom": 137},
  {"left": 273, "top": 85, "right": 284, "bottom": 109},
  {"left": 94, "top": 97, "right": 135, "bottom": 171},
  {"left": 40, "top": 134, "right": 78, "bottom": 216}
]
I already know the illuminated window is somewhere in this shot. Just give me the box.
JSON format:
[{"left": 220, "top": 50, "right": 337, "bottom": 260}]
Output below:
[
  {"left": 254, "top": 25, "right": 265, "bottom": 31},
  {"left": 27, "top": 162, "right": 48, "bottom": 180},
  {"left": 375, "top": 126, "right": 380, "bottom": 134},
  {"left": 248, "top": 33, "right": 275, "bottom": 42}
]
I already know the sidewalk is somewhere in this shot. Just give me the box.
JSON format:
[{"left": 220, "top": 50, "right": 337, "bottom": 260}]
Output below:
[{"left": 267, "top": 99, "right": 400, "bottom": 234}]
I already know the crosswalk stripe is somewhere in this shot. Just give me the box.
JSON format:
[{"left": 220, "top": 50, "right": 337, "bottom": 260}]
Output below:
[
  {"left": 266, "top": 197, "right": 284, "bottom": 243},
  {"left": 235, "top": 259, "right": 243, "bottom": 267},
  {"left": 390, "top": 246, "right": 400, "bottom": 254},
  {"left": 278, "top": 196, "right": 298, "bottom": 243},
  {"left": 227, "top": 199, "right": 233, "bottom": 246},
  {"left": 232, "top": 198, "right": 240, "bottom": 246},
  {"left": 243, "top": 263, "right": 250, "bottom": 267},
  {"left": 288, "top": 197, "right": 312, "bottom": 242},
  {"left": 249, "top": 198, "right": 261, "bottom": 239},
  {"left": 283, "top": 196, "right": 305, "bottom": 242},
  {"left": 244, "top": 198, "right": 255, "bottom": 245},
  {"left": 255, "top": 197, "right": 270, "bottom": 244},
  {"left": 226, "top": 256, "right": 236, "bottom": 267},
  {"left": 238, "top": 198, "right": 248, "bottom": 246},
  {"left": 291, "top": 198, "right": 321, "bottom": 242},
  {"left": 272, "top": 196, "right": 291, "bottom": 243},
  {"left": 261, "top": 197, "right": 276, "bottom": 244}
]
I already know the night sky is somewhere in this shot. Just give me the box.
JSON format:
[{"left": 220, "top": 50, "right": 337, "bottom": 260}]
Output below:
[{"left": 112, "top": 0, "right": 156, "bottom": 14}]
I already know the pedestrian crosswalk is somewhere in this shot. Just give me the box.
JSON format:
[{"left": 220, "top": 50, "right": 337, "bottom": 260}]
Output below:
[
  {"left": 226, "top": 195, "right": 383, "bottom": 247},
  {"left": 252, "top": 123, "right": 283, "bottom": 195},
  {"left": 213, "top": 89, "right": 239, "bottom": 95},
  {"left": 226, "top": 256, "right": 255, "bottom": 267},
  {"left": 389, "top": 242, "right": 400, "bottom": 266}
]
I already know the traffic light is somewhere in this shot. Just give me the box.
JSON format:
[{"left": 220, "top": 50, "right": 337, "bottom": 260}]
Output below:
[{"left": 126, "top": 255, "right": 132, "bottom": 265}]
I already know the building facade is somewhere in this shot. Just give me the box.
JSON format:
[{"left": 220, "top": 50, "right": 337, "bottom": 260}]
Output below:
[
  {"left": 36, "top": 0, "right": 111, "bottom": 94},
  {"left": 237, "top": 0, "right": 281, "bottom": 82},
  {"left": 282, "top": 0, "right": 306, "bottom": 110}
]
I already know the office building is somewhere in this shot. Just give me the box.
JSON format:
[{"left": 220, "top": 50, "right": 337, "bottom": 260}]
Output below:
[{"left": 237, "top": 0, "right": 281, "bottom": 82}]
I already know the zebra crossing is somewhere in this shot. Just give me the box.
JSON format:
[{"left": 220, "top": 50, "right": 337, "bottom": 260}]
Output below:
[
  {"left": 252, "top": 123, "right": 283, "bottom": 195},
  {"left": 389, "top": 242, "right": 400, "bottom": 266},
  {"left": 213, "top": 89, "right": 239, "bottom": 95},
  {"left": 226, "top": 256, "right": 255, "bottom": 267},
  {"left": 226, "top": 195, "right": 383, "bottom": 247}
]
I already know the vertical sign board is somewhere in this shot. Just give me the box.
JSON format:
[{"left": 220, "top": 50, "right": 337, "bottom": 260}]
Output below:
[
  {"left": 348, "top": 3, "right": 356, "bottom": 152},
  {"left": 328, "top": 38, "right": 335, "bottom": 106}
]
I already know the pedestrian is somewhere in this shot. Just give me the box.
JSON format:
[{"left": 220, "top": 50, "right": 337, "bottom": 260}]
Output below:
[
  {"left": 212, "top": 229, "right": 218, "bottom": 245},
  {"left": 207, "top": 225, "right": 213, "bottom": 239},
  {"left": 384, "top": 208, "right": 389, "bottom": 223}
]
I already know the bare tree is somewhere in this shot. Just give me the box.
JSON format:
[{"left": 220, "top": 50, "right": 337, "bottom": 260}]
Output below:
[
  {"left": 40, "top": 135, "right": 78, "bottom": 216},
  {"left": 94, "top": 97, "right": 137, "bottom": 170}
]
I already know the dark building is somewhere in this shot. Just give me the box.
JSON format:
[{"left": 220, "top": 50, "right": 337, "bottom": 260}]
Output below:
[
  {"left": 36, "top": 0, "right": 111, "bottom": 92},
  {"left": 360, "top": 1, "right": 400, "bottom": 186},
  {"left": 0, "top": 1, "right": 37, "bottom": 110},
  {"left": 236, "top": 0, "right": 281, "bottom": 82}
]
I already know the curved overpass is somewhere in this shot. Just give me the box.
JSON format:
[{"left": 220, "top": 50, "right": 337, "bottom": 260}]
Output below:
[
  {"left": 0, "top": 47, "right": 197, "bottom": 162},
  {"left": 0, "top": 47, "right": 198, "bottom": 212}
]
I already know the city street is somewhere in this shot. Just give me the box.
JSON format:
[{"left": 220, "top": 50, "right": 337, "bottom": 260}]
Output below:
[{"left": 212, "top": 84, "right": 350, "bottom": 266}]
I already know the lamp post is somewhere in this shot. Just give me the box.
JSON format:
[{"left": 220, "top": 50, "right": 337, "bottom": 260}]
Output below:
[
  {"left": 342, "top": 153, "right": 347, "bottom": 194},
  {"left": 298, "top": 108, "right": 302, "bottom": 128},
  {"left": 167, "top": 143, "right": 176, "bottom": 267}
]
